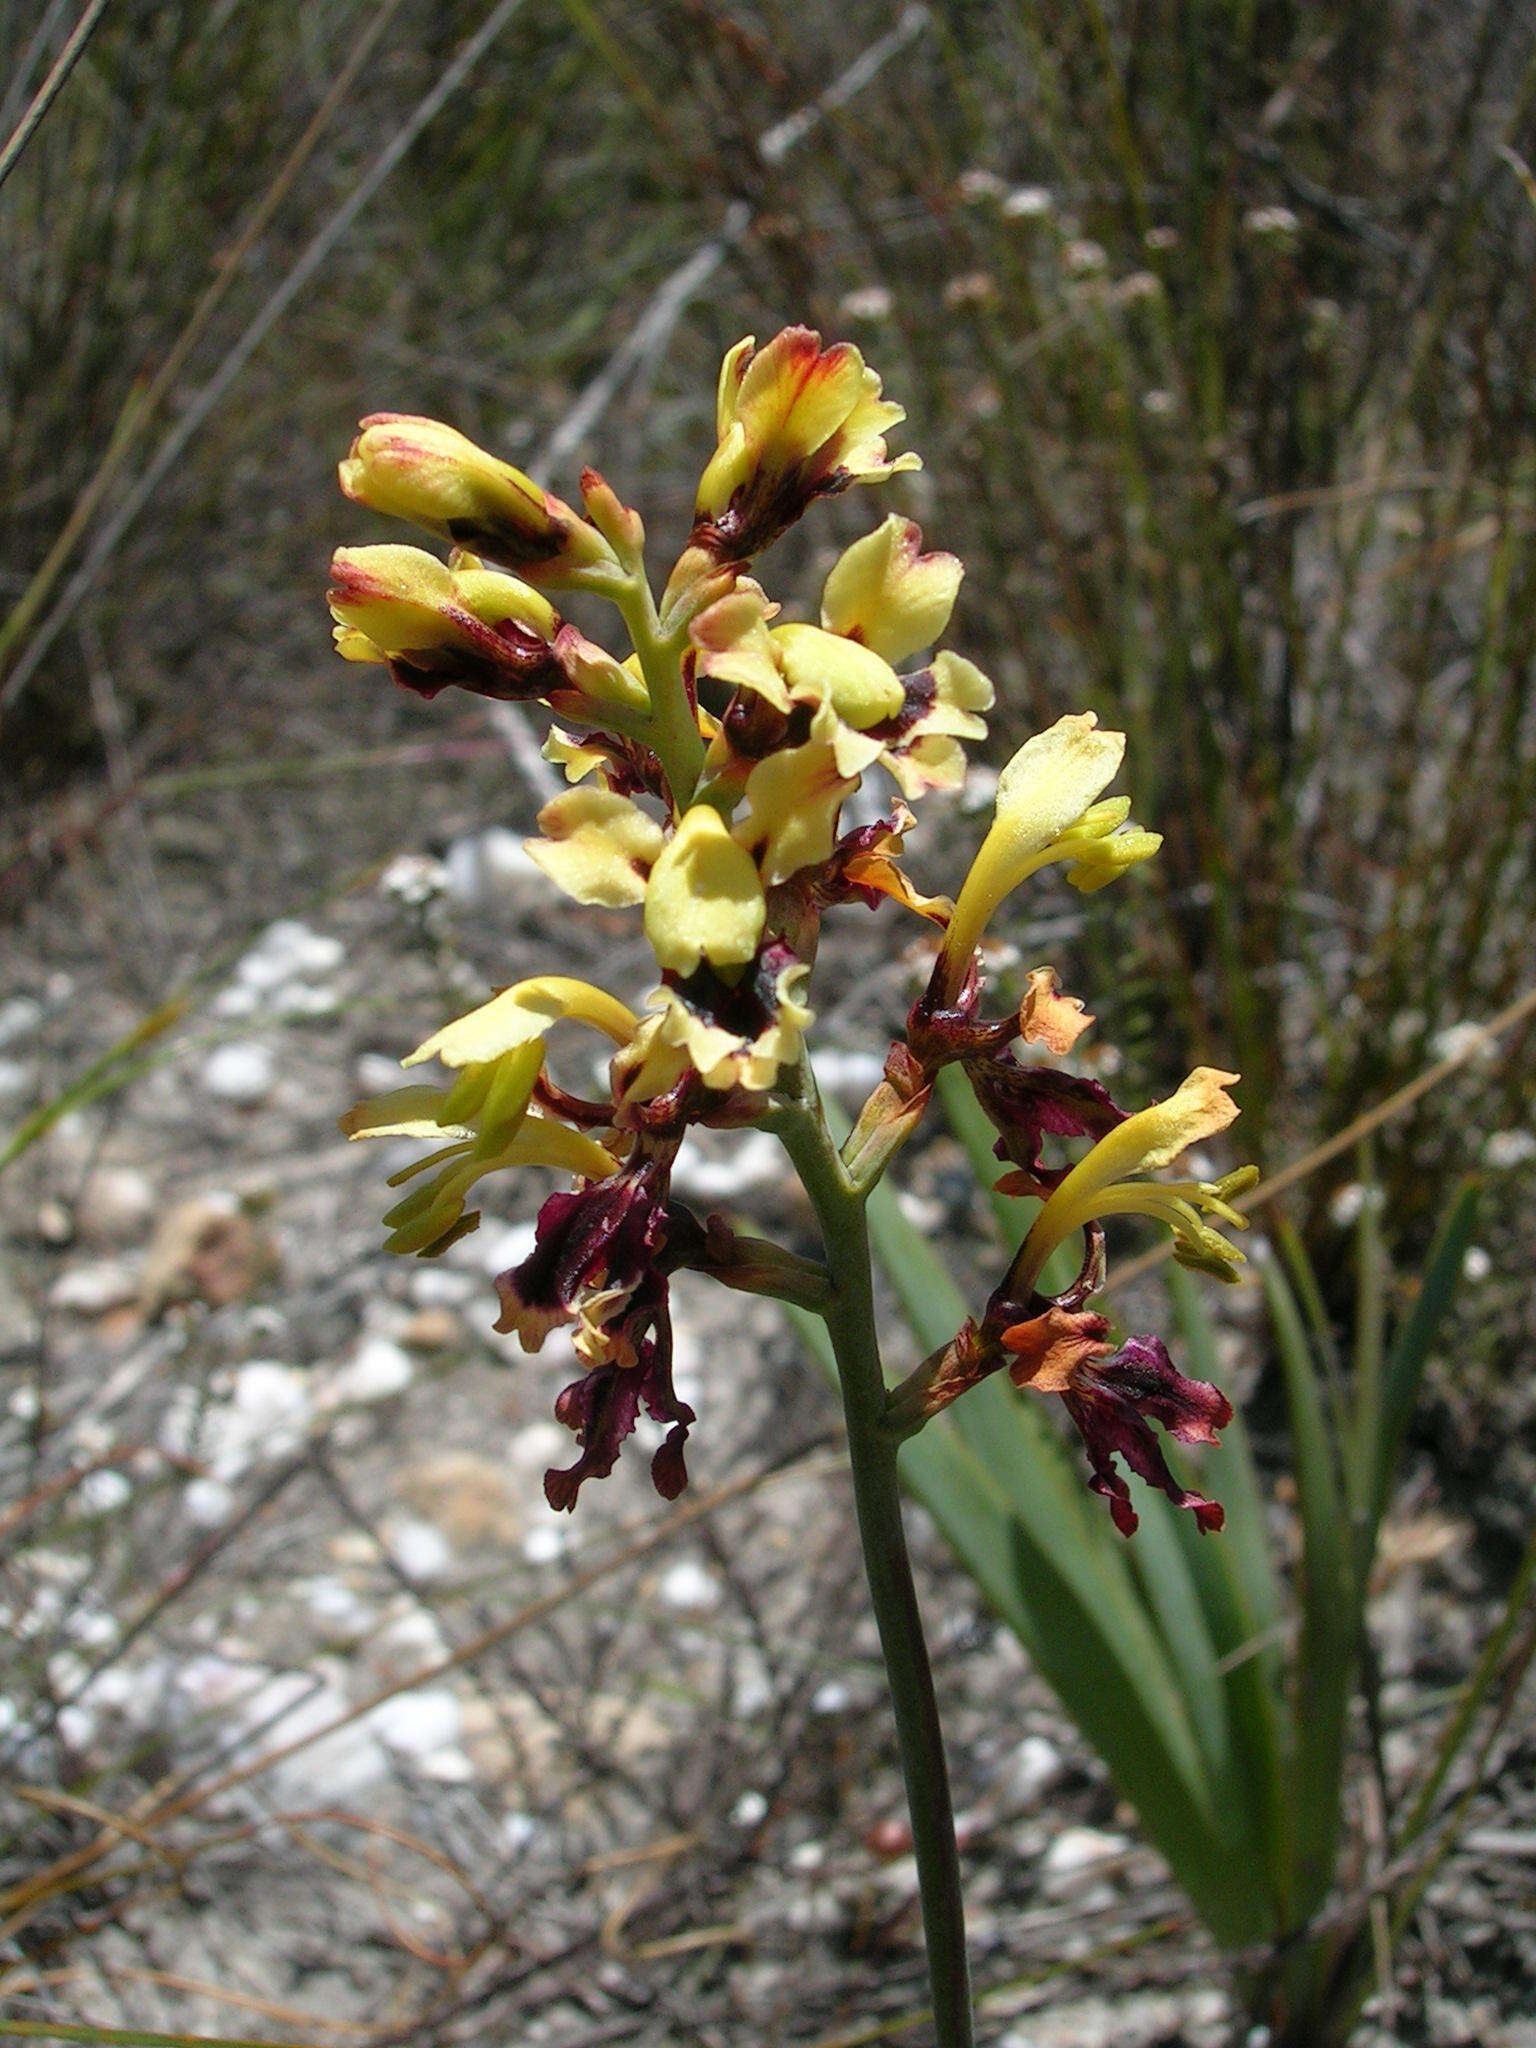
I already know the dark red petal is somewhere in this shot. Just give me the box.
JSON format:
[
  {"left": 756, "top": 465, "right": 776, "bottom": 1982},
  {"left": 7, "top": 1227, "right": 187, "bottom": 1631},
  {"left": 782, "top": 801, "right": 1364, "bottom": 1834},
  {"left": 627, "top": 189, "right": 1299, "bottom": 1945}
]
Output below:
[{"left": 1061, "top": 1335, "right": 1231, "bottom": 1537}]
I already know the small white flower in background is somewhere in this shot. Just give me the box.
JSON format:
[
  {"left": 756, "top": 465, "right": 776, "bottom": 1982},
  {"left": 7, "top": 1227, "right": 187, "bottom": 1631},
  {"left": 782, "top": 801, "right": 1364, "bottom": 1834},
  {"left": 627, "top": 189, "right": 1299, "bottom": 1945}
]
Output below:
[
  {"left": 1144, "top": 224, "right": 1179, "bottom": 251},
  {"left": 1484, "top": 1129, "right": 1535, "bottom": 1169},
  {"left": 1430, "top": 1021, "right": 1497, "bottom": 1067},
  {"left": 839, "top": 285, "right": 894, "bottom": 323},
  {"left": 1462, "top": 1246, "right": 1492, "bottom": 1283},
  {"left": 380, "top": 852, "right": 448, "bottom": 906},
  {"left": 1002, "top": 184, "right": 1053, "bottom": 220},
  {"left": 1243, "top": 205, "right": 1300, "bottom": 239},
  {"left": 732, "top": 1789, "right": 769, "bottom": 1828},
  {"left": 957, "top": 167, "right": 1006, "bottom": 203},
  {"left": 1143, "top": 389, "right": 1178, "bottom": 419},
  {"left": 1328, "top": 1183, "right": 1365, "bottom": 1228},
  {"left": 1064, "top": 239, "right": 1109, "bottom": 276}
]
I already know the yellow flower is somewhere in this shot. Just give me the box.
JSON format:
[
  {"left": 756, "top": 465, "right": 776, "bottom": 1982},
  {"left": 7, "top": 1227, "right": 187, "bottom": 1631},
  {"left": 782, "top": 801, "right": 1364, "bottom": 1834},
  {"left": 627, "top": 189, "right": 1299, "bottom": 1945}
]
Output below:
[
  {"left": 1009, "top": 1068, "right": 1258, "bottom": 1295},
  {"left": 341, "top": 1045, "right": 618, "bottom": 1259},
  {"left": 328, "top": 544, "right": 646, "bottom": 716},
  {"left": 643, "top": 805, "right": 766, "bottom": 976},
  {"left": 936, "top": 713, "right": 1160, "bottom": 1000},
  {"left": 692, "top": 328, "right": 920, "bottom": 557},
  {"left": 644, "top": 953, "right": 813, "bottom": 1094},
  {"left": 339, "top": 413, "right": 611, "bottom": 579},
  {"left": 692, "top": 532, "right": 993, "bottom": 803}
]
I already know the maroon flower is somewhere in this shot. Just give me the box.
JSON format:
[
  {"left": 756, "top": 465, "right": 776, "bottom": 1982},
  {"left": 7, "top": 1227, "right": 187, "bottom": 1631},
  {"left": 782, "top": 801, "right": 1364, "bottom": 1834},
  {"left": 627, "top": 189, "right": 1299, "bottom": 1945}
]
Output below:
[
  {"left": 1003, "top": 1311, "right": 1232, "bottom": 1537},
  {"left": 494, "top": 1153, "right": 672, "bottom": 1351},
  {"left": 543, "top": 1271, "right": 695, "bottom": 1511},
  {"left": 968, "top": 1051, "right": 1126, "bottom": 1194}
]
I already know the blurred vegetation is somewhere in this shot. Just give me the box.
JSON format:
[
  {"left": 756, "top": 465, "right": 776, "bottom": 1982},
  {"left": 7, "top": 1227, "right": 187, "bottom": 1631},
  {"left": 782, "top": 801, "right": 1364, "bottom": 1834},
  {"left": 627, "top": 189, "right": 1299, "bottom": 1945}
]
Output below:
[{"left": 3, "top": 0, "right": 1533, "bottom": 1237}]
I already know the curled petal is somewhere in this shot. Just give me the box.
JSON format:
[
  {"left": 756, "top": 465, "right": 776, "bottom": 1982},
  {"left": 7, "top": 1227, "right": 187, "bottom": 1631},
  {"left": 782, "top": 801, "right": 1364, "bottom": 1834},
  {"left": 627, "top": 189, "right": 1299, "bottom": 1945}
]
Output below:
[
  {"left": 494, "top": 1155, "right": 670, "bottom": 1351},
  {"left": 405, "top": 976, "right": 638, "bottom": 1070},
  {"left": 544, "top": 1273, "right": 695, "bottom": 1511},
  {"left": 972, "top": 1054, "right": 1126, "bottom": 1190},
  {"left": 1062, "top": 1337, "right": 1232, "bottom": 1537},
  {"left": 653, "top": 941, "right": 812, "bottom": 1094},
  {"left": 1018, "top": 967, "right": 1093, "bottom": 1054},
  {"left": 1000, "top": 1317, "right": 1231, "bottom": 1536}
]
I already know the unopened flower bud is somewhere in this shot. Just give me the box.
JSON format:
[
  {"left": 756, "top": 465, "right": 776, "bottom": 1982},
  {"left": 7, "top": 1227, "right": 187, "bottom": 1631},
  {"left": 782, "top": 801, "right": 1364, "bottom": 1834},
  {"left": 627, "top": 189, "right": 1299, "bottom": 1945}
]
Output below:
[{"left": 339, "top": 414, "right": 612, "bottom": 580}]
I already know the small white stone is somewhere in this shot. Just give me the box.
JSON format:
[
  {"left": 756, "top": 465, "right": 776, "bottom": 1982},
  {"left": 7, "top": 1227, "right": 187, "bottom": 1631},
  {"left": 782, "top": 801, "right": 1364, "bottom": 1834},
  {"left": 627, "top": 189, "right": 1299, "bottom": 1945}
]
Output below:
[
  {"left": 1328, "top": 1182, "right": 1365, "bottom": 1228},
  {"left": 57, "top": 1704, "right": 98, "bottom": 1752},
  {"left": 1244, "top": 204, "right": 1300, "bottom": 237},
  {"left": 510, "top": 1422, "right": 571, "bottom": 1475},
  {"left": 521, "top": 1525, "right": 568, "bottom": 1566},
  {"left": 1004, "top": 1734, "right": 1065, "bottom": 1806},
  {"left": 75, "top": 1468, "right": 132, "bottom": 1515},
  {"left": 76, "top": 1167, "right": 155, "bottom": 1246},
  {"left": 327, "top": 1337, "right": 414, "bottom": 1406},
  {"left": 380, "top": 853, "right": 448, "bottom": 906},
  {"left": 184, "top": 1477, "right": 236, "bottom": 1526},
  {"left": 451, "top": 1217, "right": 537, "bottom": 1277},
  {"left": 0, "top": 1057, "right": 35, "bottom": 1103},
  {"left": 304, "top": 1578, "right": 375, "bottom": 1642},
  {"left": 958, "top": 167, "right": 1006, "bottom": 202},
  {"left": 731, "top": 1790, "right": 768, "bottom": 1828},
  {"left": 671, "top": 1130, "right": 786, "bottom": 1202},
  {"left": 369, "top": 1686, "right": 461, "bottom": 1757},
  {"left": 812, "top": 1048, "right": 886, "bottom": 1101},
  {"left": 410, "top": 1265, "right": 480, "bottom": 1307},
  {"left": 789, "top": 1840, "right": 826, "bottom": 1871},
  {"left": 65, "top": 1606, "right": 119, "bottom": 1650},
  {"left": 48, "top": 1259, "right": 139, "bottom": 1315},
  {"left": 839, "top": 285, "right": 893, "bottom": 322},
  {"left": 8, "top": 1384, "right": 40, "bottom": 1421},
  {"left": 355, "top": 1051, "right": 408, "bottom": 1095},
  {"left": 657, "top": 1560, "right": 721, "bottom": 1614},
  {"left": 1042, "top": 1825, "right": 1130, "bottom": 1882},
  {"left": 201, "top": 1041, "right": 275, "bottom": 1106},
  {"left": 0, "top": 996, "right": 44, "bottom": 1049},
  {"left": 1430, "top": 1021, "right": 1498, "bottom": 1068},
  {"left": 420, "top": 1745, "right": 475, "bottom": 1783},
  {"left": 811, "top": 1680, "right": 852, "bottom": 1715},
  {"left": 500, "top": 1810, "right": 540, "bottom": 1854},
  {"left": 388, "top": 1516, "right": 453, "bottom": 1582},
  {"left": 1462, "top": 1245, "right": 1492, "bottom": 1283}
]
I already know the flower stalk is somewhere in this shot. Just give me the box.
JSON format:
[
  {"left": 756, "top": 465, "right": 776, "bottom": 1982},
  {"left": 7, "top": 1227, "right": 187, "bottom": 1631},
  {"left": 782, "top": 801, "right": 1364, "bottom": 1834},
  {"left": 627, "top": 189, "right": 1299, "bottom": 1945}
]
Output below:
[{"left": 771, "top": 1062, "right": 974, "bottom": 2048}]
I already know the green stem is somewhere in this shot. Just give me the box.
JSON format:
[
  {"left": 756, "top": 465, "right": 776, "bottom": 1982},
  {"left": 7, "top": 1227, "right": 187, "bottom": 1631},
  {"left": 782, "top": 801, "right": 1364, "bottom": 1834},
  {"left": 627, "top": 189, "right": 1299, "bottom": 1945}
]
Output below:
[
  {"left": 774, "top": 1066, "right": 975, "bottom": 2048},
  {"left": 610, "top": 569, "right": 706, "bottom": 809}
]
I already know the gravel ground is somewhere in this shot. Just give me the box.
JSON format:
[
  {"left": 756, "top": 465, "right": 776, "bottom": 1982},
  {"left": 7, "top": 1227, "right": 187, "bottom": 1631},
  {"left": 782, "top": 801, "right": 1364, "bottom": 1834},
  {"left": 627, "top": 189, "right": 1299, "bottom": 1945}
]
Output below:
[{"left": 1, "top": 730, "right": 1532, "bottom": 2047}]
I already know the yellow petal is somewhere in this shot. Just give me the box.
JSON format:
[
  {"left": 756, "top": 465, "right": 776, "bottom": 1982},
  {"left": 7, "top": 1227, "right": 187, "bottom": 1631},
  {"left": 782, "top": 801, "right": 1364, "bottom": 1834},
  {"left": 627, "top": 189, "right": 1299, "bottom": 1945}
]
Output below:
[
  {"left": 820, "top": 516, "right": 962, "bottom": 666},
  {"left": 340, "top": 1085, "right": 467, "bottom": 1141},
  {"left": 405, "top": 976, "right": 637, "bottom": 1068},
  {"left": 773, "top": 622, "right": 905, "bottom": 728},
  {"left": 644, "top": 806, "right": 767, "bottom": 975},
  {"left": 526, "top": 789, "right": 664, "bottom": 907},
  {"left": 737, "top": 739, "right": 857, "bottom": 884},
  {"left": 690, "top": 579, "right": 791, "bottom": 710}
]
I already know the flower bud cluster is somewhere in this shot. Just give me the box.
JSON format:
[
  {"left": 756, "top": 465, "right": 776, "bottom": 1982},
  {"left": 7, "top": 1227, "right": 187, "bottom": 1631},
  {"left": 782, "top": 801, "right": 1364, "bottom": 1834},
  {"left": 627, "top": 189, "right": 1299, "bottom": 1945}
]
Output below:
[{"left": 333, "top": 326, "right": 1251, "bottom": 1532}]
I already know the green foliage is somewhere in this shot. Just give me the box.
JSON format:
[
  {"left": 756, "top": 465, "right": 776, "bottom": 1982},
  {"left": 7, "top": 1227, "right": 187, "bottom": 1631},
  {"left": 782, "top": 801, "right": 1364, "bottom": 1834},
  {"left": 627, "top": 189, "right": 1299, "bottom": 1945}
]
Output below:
[{"left": 807, "top": 1133, "right": 1520, "bottom": 2042}]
